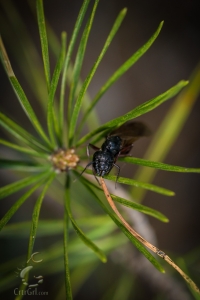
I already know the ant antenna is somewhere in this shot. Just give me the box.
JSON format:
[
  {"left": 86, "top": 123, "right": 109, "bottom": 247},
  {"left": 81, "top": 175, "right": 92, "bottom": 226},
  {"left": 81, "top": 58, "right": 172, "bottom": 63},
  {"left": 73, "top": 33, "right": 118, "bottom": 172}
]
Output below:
[{"left": 80, "top": 162, "right": 94, "bottom": 177}]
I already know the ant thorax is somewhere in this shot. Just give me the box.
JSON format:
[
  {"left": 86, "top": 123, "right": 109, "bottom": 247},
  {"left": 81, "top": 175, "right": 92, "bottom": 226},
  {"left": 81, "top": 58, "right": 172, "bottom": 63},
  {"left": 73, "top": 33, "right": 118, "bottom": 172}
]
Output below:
[{"left": 101, "top": 136, "right": 122, "bottom": 156}]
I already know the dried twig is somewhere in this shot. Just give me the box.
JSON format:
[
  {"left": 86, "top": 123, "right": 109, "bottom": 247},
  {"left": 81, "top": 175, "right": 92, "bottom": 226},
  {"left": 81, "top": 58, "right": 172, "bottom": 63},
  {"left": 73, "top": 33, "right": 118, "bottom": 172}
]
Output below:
[{"left": 100, "top": 177, "right": 200, "bottom": 294}]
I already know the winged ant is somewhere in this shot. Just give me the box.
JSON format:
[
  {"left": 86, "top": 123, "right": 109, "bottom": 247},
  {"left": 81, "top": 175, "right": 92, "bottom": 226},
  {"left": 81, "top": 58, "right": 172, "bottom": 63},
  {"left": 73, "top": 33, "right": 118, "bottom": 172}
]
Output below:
[{"left": 80, "top": 121, "right": 150, "bottom": 185}]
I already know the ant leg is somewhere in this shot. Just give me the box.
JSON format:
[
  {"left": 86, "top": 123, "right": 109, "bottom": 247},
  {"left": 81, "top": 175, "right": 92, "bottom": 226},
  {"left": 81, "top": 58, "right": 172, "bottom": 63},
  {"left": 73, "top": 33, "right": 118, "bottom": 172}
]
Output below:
[
  {"left": 89, "top": 143, "right": 100, "bottom": 151},
  {"left": 94, "top": 175, "right": 101, "bottom": 185},
  {"left": 113, "top": 163, "right": 120, "bottom": 188},
  {"left": 79, "top": 162, "right": 100, "bottom": 186},
  {"left": 80, "top": 161, "right": 94, "bottom": 176},
  {"left": 86, "top": 144, "right": 90, "bottom": 157},
  {"left": 84, "top": 144, "right": 101, "bottom": 185},
  {"left": 118, "top": 145, "right": 133, "bottom": 157},
  {"left": 87, "top": 143, "right": 100, "bottom": 157},
  {"left": 91, "top": 166, "right": 101, "bottom": 186}
]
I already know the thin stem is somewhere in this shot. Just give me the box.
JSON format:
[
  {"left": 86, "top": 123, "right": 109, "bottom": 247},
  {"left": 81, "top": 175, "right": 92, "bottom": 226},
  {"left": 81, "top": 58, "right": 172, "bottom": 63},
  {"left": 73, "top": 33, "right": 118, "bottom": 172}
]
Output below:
[
  {"left": 63, "top": 174, "right": 73, "bottom": 299},
  {"left": 59, "top": 0, "right": 91, "bottom": 146},
  {"left": 100, "top": 177, "right": 200, "bottom": 294}
]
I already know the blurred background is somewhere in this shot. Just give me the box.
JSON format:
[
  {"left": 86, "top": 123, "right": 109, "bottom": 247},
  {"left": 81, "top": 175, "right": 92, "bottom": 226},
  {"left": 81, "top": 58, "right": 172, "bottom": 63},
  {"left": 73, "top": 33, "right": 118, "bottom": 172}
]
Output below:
[{"left": 0, "top": 0, "right": 200, "bottom": 299}]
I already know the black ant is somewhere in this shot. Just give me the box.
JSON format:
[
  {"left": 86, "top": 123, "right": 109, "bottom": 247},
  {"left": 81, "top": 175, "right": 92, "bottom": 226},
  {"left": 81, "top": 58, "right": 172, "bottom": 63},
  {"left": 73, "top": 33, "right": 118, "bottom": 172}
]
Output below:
[{"left": 81, "top": 121, "right": 150, "bottom": 185}]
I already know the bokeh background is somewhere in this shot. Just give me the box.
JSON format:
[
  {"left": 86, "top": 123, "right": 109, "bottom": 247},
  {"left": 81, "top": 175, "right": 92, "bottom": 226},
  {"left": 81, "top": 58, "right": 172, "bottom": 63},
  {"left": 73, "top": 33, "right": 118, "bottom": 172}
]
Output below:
[{"left": 0, "top": 0, "right": 200, "bottom": 299}]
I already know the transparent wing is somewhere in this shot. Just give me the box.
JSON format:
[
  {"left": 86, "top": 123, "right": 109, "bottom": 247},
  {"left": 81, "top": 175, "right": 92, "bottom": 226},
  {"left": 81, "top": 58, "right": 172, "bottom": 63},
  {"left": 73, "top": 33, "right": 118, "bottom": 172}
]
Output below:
[{"left": 109, "top": 121, "right": 151, "bottom": 145}]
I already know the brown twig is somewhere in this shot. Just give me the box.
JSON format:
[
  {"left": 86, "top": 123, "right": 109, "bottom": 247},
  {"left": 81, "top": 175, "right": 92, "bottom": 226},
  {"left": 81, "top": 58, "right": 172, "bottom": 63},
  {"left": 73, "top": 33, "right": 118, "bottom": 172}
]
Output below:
[{"left": 100, "top": 176, "right": 200, "bottom": 294}]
